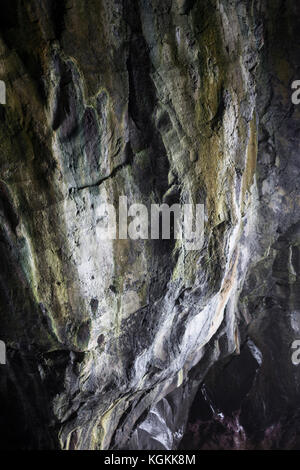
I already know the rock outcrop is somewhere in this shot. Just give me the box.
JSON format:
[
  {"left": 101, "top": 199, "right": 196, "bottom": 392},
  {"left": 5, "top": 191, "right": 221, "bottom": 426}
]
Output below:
[{"left": 0, "top": 0, "right": 299, "bottom": 450}]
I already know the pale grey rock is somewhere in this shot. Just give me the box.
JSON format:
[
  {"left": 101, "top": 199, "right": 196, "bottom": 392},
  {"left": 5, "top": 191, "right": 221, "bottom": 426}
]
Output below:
[{"left": 0, "top": 0, "right": 299, "bottom": 451}]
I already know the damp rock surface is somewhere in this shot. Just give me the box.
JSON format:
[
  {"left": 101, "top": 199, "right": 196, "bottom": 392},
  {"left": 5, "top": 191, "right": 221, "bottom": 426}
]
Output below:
[{"left": 0, "top": 0, "right": 299, "bottom": 450}]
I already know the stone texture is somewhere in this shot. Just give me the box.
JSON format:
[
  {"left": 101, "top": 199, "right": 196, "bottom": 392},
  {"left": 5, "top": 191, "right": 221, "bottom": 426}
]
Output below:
[{"left": 0, "top": 0, "right": 299, "bottom": 450}]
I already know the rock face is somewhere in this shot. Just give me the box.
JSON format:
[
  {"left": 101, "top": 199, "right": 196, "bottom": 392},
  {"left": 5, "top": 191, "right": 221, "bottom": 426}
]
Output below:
[{"left": 0, "top": 0, "right": 299, "bottom": 450}]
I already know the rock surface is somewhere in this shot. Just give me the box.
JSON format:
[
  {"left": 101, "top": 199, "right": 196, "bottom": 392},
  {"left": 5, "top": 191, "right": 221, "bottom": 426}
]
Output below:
[{"left": 0, "top": 0, "right": 299, "bottom": 450}]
